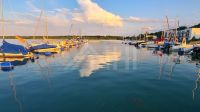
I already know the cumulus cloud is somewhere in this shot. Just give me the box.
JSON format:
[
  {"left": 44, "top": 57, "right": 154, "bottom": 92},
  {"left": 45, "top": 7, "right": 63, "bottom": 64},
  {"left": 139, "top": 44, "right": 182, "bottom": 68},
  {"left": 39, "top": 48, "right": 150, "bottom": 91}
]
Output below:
[
  {"left": 141, "top": 26, "right": 156, "bottom": 31},
  {"left": 0, "top": 0, "right": 168, "bottom": 36},
  {"left": 47, "top": 8, "right": 69, "bottom": 26},
  {"left": 125, "top": 16, "right": 163, "bottom": 23},
  {"left": 71, "top": 9, "right": 85, "bottom": 23},
  {"left": 26, "top": 1, "right": 41, "bottom": 13},
  {"left": 77, "top": 0, "right": 123, "bottom": 27}
]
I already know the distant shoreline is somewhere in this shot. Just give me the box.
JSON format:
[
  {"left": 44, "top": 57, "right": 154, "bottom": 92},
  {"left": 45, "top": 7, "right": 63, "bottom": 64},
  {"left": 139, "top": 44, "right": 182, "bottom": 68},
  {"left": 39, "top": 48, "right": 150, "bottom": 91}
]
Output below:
[{"left": 0, "top": 36, "right": 123, "bottom": 40}]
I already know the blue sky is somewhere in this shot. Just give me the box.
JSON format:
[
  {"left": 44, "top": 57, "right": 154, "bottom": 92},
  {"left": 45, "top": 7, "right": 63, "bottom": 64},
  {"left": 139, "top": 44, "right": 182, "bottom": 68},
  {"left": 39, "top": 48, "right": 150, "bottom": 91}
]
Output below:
[{"left": 1, "top": 0, "right": 200, "bottom": 36}]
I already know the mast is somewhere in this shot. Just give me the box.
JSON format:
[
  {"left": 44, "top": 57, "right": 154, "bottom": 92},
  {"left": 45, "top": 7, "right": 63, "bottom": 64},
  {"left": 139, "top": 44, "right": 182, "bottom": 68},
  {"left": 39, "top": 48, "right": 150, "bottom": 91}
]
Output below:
[
  {"left": 162, "top": 23, "right": 165, "bottom": 38},
  {"left": 175, "top": 17, "right": 179, "bottom": 41},
  {"left": 1, "top": 0, "right": 5, "bottom": 40},
  {"left": 45, "top": 13, "right": 48, "bottom": 40},
  {"left": 166, "top": 16, "right": 170, "bottom": 30},
  {"left": 165, "top": 16, "right": 170, "bottom": 39},
  {"left": 33, "top": 10, "right": 43, "bottom": 40}
]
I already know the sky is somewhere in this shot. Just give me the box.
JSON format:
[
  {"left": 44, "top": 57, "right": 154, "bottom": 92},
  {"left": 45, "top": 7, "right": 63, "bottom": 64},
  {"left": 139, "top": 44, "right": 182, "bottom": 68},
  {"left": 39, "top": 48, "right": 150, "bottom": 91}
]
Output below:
[{"left": 0, "top": 0, "right": 200, "bottom": 36}]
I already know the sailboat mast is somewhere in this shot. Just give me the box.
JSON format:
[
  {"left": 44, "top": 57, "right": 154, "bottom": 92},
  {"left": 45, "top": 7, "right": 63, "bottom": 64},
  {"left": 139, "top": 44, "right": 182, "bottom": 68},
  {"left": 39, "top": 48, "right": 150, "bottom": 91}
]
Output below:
[
  {"left": 1, "top": 0, "right": 5, "bottom": 40},
  {"left": 33, "top": 10, "right": 43, "bottom": 40},
  {"left": 45, "top": 13, "right": 48, "bottom": 40},
  {"left": 162, "top": 24, "right": 165, "bottom": 38},
  {"left": 166, "top": 16, "right": 170, "bottom": 30},
  {"left": 174, "top": 17, "right": 178, "bottom": 39}
]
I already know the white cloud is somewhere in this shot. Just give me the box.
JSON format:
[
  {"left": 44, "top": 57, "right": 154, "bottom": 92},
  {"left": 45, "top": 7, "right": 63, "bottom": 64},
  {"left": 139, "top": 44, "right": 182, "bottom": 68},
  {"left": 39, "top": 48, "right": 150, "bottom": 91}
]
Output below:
[
  {"left": 125, "top": 16, "right": 163, "bottom": 23},
  {"left": 0, "top": 0, "right": 175, "bottom": 36},
  {"left": 141, "top": 26, "right": 156, "bottom": 31},
  {"left": 77, "top": 0, "right": 123, "bottom": 27},
  {"left": 71, "top": 9, "right": 85, "bottom": 23},
  {"left": 26, "top": 1, "right": 41, "bottom": 13}
]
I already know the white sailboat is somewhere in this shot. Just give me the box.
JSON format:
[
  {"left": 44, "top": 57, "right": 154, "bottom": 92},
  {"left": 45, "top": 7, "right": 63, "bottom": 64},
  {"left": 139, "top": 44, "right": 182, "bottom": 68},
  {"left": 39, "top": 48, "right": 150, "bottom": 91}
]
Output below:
[{"left": 172, "top": 37, "right": 193, "bottom": 51}]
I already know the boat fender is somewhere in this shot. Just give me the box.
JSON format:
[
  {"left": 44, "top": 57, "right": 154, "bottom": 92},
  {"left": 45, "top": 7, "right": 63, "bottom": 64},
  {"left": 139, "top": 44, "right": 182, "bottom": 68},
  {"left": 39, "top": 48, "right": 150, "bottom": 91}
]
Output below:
[{"left": 0, "top": 62, "right": 14, "bottom": 72}]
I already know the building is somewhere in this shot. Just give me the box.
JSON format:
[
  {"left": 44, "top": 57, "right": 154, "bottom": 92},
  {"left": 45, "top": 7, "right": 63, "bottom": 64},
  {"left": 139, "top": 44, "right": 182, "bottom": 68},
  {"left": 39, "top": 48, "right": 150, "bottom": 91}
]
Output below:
[
  {"left": 190, "top": 28, "right": 200, "bottom": 40},
  {"left": 165, "top": 28, "right": 200, "bottom": 41}
]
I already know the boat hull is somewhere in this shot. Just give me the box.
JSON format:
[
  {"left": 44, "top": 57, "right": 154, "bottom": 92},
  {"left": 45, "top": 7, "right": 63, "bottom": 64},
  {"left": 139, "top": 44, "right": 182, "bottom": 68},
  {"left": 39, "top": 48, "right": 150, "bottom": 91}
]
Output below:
[
  {"left": 0, "top": 53, "right": 34, "bottom": 58},
  {"left": 33, "top": 48, "right": 60, "bottom": 53}
]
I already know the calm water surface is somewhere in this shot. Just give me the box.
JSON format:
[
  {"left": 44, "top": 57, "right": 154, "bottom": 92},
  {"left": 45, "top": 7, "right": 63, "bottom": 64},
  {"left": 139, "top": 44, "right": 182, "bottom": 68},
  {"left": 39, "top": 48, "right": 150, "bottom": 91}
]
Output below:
[{"left": 0, "top": 40, "right": 200, "bottom": 112}]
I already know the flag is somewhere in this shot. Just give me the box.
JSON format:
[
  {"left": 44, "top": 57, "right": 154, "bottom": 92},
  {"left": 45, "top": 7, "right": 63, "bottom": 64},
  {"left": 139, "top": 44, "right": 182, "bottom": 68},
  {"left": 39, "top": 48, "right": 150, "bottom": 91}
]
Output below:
[{"left": 15, "top": 35, "right": 26, "bottom": 43}]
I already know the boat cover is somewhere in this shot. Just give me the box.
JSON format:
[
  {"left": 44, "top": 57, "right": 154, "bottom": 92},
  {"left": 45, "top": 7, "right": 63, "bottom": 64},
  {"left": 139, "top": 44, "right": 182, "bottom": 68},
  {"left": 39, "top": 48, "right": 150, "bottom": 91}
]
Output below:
[
  {"left": 29, "top": 44, "right": 57, "bottom": 51},
  {"left": 0, "top": 40, "right": 28, "bottom": 55}
]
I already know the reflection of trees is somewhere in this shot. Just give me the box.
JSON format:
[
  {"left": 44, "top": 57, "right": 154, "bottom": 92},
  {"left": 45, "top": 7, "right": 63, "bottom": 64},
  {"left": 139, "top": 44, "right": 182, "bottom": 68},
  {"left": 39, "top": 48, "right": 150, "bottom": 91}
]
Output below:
[
  {"left": 8, "top": 72, "right": 23, "bottom": 112},
  {"left": 192, "top": 69, "right": 200, "bottom": 100}
]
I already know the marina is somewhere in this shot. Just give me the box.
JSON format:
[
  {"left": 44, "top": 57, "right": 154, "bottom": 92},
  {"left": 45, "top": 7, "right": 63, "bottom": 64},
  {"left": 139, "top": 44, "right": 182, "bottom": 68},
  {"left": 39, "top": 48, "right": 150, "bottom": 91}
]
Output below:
[
  {"left": 0, "top": 40, "right": 200, "bottom": 112},
  {"left": 0, "top": 0, "right": 200, "bottom": 112}
]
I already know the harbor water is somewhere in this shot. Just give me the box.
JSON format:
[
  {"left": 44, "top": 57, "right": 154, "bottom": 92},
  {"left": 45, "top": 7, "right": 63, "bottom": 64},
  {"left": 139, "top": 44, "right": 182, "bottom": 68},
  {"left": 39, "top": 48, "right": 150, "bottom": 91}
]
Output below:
[{"left": 0, "top": 40, "right": 200, "bottom": 112}]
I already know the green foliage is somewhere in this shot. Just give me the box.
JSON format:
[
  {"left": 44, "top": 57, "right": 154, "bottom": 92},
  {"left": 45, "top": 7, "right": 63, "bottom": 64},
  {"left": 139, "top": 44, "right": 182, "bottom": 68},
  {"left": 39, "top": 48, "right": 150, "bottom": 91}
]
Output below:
[
  {"left": 150, "top": 31, "right": 162, "bottom": 38},
  {"left": 177, "top": 26, "right": 187, "bottom": 31},
  {"left": 191, "top": 23, "right": 200, "bottom": 28}
]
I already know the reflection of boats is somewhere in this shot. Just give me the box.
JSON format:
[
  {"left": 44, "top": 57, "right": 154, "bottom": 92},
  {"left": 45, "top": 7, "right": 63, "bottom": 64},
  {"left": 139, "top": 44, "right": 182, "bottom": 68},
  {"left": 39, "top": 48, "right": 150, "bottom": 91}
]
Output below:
[
  {"left": 78, "top": 52, "right": 121, "bottom": 77},
  {"left": 192, "top": 68, "right": 200, "bottom": 100},
  {"left": 186, "top": 55, "right": 200, "bottom": 100},
  {"left": 0, "top": 58, "right": 30, "bottom": 71},
  {"left": 8, "top": 72, "right": 23, "bottom": 112},
  {"left": 147, "top": 44, "right": 158, "bottom": 48}
]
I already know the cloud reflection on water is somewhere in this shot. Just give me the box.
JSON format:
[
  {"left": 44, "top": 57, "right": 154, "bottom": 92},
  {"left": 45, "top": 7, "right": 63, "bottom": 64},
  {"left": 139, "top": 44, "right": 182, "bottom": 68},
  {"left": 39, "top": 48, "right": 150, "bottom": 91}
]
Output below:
[{"left": 76, "top": 52, "right": 121, "bottom": 77}]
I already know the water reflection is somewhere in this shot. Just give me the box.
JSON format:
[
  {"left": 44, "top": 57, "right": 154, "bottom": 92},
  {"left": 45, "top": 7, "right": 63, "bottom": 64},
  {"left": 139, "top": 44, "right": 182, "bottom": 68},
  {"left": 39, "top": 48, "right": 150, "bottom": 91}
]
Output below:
[
  {"left": 168, "top": 55, "right": 185, "bottom": 78},
  {"left": 0, "top": 58, "right": 30, "bottom": 72},
  {"left": 35, "top": 57, "right": 53, "bottom": 88},
  {"left": 78, "top": 52, "right": 121, "bottom": 77},
  {"left": 8, "top": 72, "right": 23, "bottom": 112},
  {"left": 192, "top": 69, "right": 200, "bottom": 100}
]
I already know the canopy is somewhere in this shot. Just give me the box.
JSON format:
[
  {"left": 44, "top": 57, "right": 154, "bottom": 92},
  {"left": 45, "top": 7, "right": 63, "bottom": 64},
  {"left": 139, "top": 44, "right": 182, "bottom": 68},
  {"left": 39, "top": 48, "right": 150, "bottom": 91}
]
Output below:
[
  {"left": 29, "top": 44, "right": 57, "bottom": 51},
  {"left": 0, "top": 40, "right": 28, "bottom": 55}
]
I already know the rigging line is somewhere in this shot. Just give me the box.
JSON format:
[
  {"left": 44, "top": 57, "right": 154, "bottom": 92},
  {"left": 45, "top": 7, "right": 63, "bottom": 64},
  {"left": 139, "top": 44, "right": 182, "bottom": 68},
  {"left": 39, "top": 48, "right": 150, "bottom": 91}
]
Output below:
[
  {"left": 69, "top": 23, "right": 73, "bottom": 37},
  {"left": 45, "top": 12, "right": 48, "bottom": 40},
  {"left": 33, "top": 10, "right": 43, "bottom": 40},
  {"left": 166, "top": 16, "right": 170, "bottom": 31}
]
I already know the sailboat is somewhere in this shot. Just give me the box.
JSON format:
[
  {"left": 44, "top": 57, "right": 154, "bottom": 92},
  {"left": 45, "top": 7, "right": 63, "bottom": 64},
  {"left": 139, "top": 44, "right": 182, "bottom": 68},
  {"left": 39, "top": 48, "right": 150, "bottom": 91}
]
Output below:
[
  {"left": 29, "top": 11, "right": 61, "bottom": 54},
  {"left": 0, "top": 0, "right": 33, "bottom": 59},
  {"left": 155, "top": 16, "right": 170, "bottom": 46},
  {"left": 172, "top": 37, "right": 193, "bottom": 51}
]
